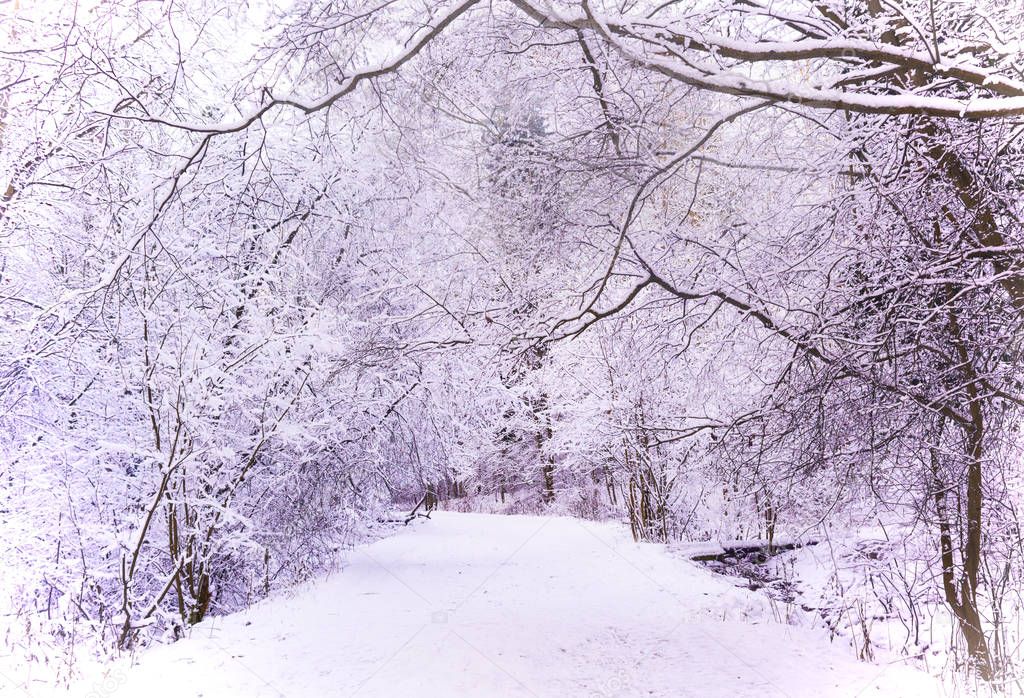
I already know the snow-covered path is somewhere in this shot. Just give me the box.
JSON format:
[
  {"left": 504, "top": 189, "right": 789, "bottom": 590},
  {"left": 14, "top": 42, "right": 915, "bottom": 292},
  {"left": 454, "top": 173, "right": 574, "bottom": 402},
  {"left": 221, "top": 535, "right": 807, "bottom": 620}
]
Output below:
[{"left": 97, "top": 513, "right": 941, "bottom": 697}]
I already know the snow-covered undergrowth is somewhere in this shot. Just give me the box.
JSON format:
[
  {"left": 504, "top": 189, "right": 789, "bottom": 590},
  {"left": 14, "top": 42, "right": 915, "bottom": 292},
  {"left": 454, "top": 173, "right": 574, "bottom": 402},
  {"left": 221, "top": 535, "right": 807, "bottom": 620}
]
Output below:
[
  {"left": 770, "top": 531, "right": 1023, "bottom": 695},
  {"left": 9, "top": 512, "right": 945, "bottom": 698},
  {"left": 679, "top": 525, "right": 1024, "bottom": 697},
  {"left": 0, "top": 514, "right": 397, "bottom": 696}
]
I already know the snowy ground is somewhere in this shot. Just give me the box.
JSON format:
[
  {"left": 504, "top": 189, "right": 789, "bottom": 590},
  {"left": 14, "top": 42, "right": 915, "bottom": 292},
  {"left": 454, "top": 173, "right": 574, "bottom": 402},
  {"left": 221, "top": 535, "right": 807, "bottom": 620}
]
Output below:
[{"left": 53, "top": 512, "right": 943, "bottom": 697}]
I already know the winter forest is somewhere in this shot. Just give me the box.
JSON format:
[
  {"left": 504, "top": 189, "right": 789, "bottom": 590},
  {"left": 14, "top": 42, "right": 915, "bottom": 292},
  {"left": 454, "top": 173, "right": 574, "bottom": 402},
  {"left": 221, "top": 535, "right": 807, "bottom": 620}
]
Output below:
[{"left": 2, "top": 0, "right": 1024, "bottom": 695}]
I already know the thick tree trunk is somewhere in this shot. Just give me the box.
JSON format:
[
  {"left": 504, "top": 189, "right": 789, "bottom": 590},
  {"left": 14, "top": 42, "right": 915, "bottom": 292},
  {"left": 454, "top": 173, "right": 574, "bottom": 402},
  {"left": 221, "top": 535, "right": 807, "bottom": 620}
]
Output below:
[
  {"left": 945, "top": 300, "right": 994, "bottom": 678},
  {"left": 958, "top": 416, "right": 992, "bottom": 678}
]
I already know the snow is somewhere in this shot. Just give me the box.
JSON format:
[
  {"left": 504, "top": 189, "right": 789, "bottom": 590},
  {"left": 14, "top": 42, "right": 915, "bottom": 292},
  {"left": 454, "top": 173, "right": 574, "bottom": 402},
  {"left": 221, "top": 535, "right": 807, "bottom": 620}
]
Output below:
[{"left": 46, "top": 512, "right": 946, "bottom": 697}]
